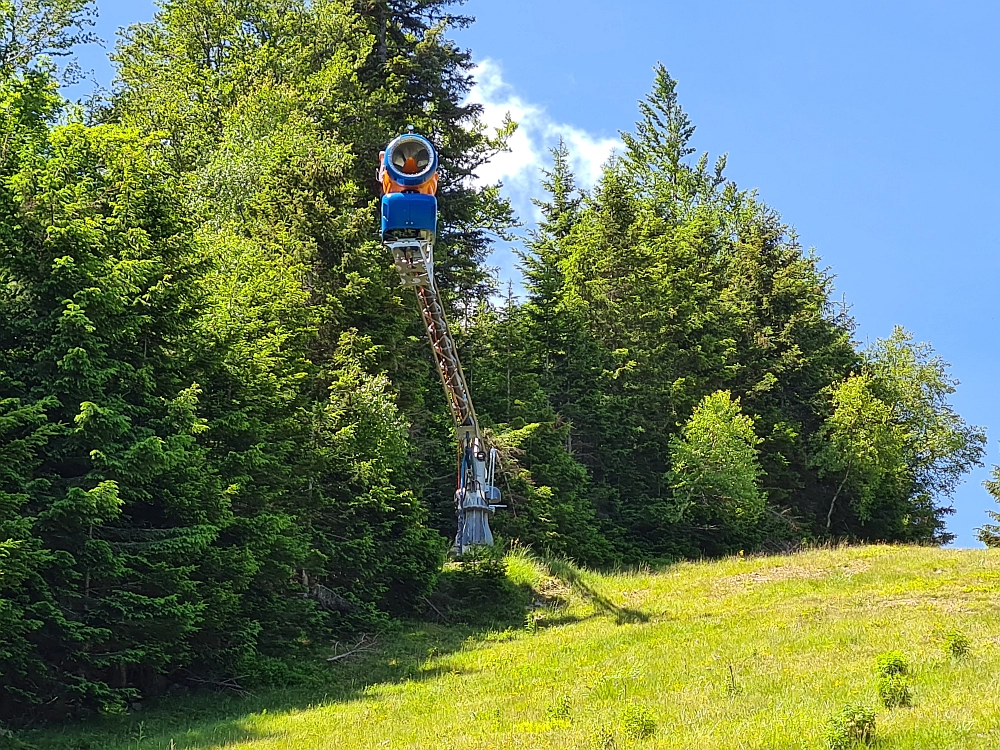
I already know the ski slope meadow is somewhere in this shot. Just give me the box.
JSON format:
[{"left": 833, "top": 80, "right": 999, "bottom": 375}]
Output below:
[{"left": 28, "top": 545, "right": 1000, "bottom": 749}]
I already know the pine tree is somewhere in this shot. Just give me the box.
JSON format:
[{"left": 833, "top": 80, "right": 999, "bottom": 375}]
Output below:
[
  {"left": 977, "top": 466, "right": 1000, "bottom": 547},
  {"left": 0, "top": 120, "right": 235, "bottom": 715}
]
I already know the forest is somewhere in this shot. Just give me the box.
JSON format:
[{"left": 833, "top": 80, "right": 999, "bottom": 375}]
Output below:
[{"left": 0, "top": 0, "right": 992, "bottom": 723}]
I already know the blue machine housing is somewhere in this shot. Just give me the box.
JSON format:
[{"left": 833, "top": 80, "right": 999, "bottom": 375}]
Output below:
[
  {"left": 381, "top": 192, "right": 438, "bottom": 238},
  {"left": 383, "top": 133, "right": 439, "bottom": 188}
]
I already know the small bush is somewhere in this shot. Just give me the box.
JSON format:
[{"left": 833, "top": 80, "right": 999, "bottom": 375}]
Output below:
[
  {"left": 876, "top": 673, "right": 911, "bottom": 708},
  {"left": 874, "top": 651, "right": 908, "bottom": 677},
  {"left": 825, "top": 703, "right": 876, "bottom": 749},
  {"left": 872, "top": 651, "right": 911, "bottom": 708},
  {"left": 622, "top": 703, "right": 657, "bottom": 741},
  {"left": 431, "top": 550, "right": 532, "bottom": 626},
  {"left": 460, "top": 543, "right": 509, "bottom": 578},
  {"left": 546, "top": 695, "right": 571, "bottom": 721},
  {"left": 524, "top": 611, "right": 541, "bottom": 633},
  {"left": 944, "top": 629, "right": 971, "bottom": 658}
]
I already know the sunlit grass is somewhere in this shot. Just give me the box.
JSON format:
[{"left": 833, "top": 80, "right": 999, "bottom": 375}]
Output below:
[{"left": 26, "top": 545, "right": 1000, "bottom": 749}]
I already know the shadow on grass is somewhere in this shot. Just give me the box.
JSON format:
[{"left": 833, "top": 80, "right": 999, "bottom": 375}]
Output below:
[
  {"left": 545, "top": 558, "right": 649, "bottom": 625},
  {"left": 18, "top": 552, "right": 650, "bottom": 750},
  {"left": 17, "top": 711, "right": 267, "bottom": 750},
  {"left": 18, "top": 562, "right": 541, "bottom": 750}
]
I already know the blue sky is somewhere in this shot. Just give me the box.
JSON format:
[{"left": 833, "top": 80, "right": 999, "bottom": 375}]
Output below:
[{"left": 74, "top": 1, "right": 1000, "bottom": 546}]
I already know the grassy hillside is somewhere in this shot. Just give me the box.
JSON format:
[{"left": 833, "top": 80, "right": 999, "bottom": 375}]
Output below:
[{"left": 23, "top": 545, "right": 1000, "bottom": 750}]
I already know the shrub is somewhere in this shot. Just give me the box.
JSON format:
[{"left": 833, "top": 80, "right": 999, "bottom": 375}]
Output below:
[
  {"left": 873, "top": 651, "right": 911, "bottom": 708},
  {"left": 874, "top": 651, "right": 908, "bottom": 677},
  {"left": 622, "top": 703, "right": 657, "bottom": 741},
  {"left": 825, "top": 703, "right": 876, "bottom": 749},
  {"left": 461, "top": 543, "right": 509, "bottom": 578},
  {"left": 546, "top": 695, "right": 571, "bottom": 721},
  {"left": 944, "top": 630, "right": 971, "bottom": 658},
  {"left": 876, "top": 673, "right": 911, "bottom": 708}
]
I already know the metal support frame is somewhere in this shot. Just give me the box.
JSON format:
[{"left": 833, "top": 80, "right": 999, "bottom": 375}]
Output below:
[{"left": 386, "top": 238, "right": 499, "bottom": 554}]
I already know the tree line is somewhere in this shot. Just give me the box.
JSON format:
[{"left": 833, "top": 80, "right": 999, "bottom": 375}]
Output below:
[{"left": 0, "top": 0, "right": 989, "bottom": 722}]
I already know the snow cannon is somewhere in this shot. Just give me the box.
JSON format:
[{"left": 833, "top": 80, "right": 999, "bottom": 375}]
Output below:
[
  {"left": 379, "top": 131, "right": 439, "bottom": 242},
  {"left": 377, "top": 128, "right": 501, "bottom": 555}
]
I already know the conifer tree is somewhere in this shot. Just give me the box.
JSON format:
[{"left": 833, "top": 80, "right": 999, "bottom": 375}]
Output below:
[
  {"left": 0, "top": 119, "right": 236, "bottom": 715},
  {"left": 977, "top": 466, "right": 1000, "bottom": 547}
]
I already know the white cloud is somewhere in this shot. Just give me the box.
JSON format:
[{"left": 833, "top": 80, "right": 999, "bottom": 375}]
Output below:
[{"left": 466, "top": 59, "right": 620, "bottom": 225}]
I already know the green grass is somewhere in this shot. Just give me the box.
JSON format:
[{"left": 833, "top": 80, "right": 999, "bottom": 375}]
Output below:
[{"left": 21, "top": 545, "right": 1000, "bottom": 749}]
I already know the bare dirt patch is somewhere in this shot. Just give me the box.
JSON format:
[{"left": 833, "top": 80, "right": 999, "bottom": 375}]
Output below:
[{"left": 715, "top": 562, "right": 870, "bottom": 594}]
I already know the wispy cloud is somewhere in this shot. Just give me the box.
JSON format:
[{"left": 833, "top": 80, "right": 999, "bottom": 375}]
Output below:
[{"left": 466, "top": 59, "right": 620, "bottom": 227}]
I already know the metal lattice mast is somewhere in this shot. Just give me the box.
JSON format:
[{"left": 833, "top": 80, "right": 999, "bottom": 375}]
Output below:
[{"left": 379, "top": 131, "right": 501, "bottom": 554}]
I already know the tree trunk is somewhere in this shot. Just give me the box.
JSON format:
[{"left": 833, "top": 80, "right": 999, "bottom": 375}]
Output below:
[
  {"left": 826, "top": 464, "right": 851, "bottom": 531},
  {"left": 376, "top": 3, "right": 388, "bottom": 64}
]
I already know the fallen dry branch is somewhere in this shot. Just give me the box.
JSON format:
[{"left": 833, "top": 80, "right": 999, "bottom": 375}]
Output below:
[
  {"left": 420, "top": 595, "right": 451, "bottom": 623},
  {"left": 327, "top": 634, "right": 376, "bottom": 663},
  {"left": 185, "top": 675, "right": 250, "bottom": 696}
]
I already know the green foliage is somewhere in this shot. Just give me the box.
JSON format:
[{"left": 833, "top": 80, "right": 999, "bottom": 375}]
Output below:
[
  {"left": 944, "top": 629, "right": 970, "bottom": 659},
  {"left": 506, "top": 66, "right": 860, "bottom": 560},
  {"left": 813, "top": 374, "right": 907, "bottom": 531},
  {"left": 825, "top": 703, "right": 877, "bottom": 749},
  {"left": 873, "top": 652, "right": 911, "bottom": 709},
  {"left": 487, "top": 421, "right": 614, "bottom": 567},
  {"left": 0, "top": 112, "right": 238, "bottom": 715},
  {"left": 621, "top": 703, "right": 657, "bottom": 740},
  {"left": 858, "top": 329, "right": 986, "bottom": 543},
  {"left": 874, "top": 651, "right": 908, "bottom": 677},
  {"left": 463, "top": 66, "right": 981, "bottom": 564},
  {"left": 976, "top": 464, "right": 1000, "bottom": 546},
  {"left": 876, "top": 673, "right": 911, "bottom": 709},
  {"left": 0, "top": 0, "right": 988, "bottom": 726},
  {"left": 0, "top": 0, "right": 470, "bottom": 718},
  {"left": 667, "top": 391, "right": 765, "bottom": 533},
  {"left": 106, "top": 0, "right": 508, "bottom": 609},
  {"left": 431, "top": 555, "right": 531, "bottom": 628},
  {"left": 0, "top": 0, "right": 97, "bottom": 79}
]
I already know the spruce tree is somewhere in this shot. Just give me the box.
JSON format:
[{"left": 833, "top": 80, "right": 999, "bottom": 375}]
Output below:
[
  {"left": 978, "top": 466, "right": 1000, "bottom": 547},
  {"left": 0, "top": 119, "right": 229, "bottom": 715}
]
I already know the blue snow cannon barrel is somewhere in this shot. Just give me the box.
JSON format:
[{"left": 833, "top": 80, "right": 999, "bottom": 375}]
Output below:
[{"left": 382, "top": 133, "right": 439, "bottom": 189}]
